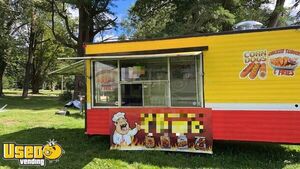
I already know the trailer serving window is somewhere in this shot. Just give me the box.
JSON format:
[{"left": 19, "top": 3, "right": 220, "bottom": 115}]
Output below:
[
  {"left": 93, "top": 54, "right": 203, "bottom": 107},
  {"left": 120, "top": 57, "right": 169, "bottom": 106},
  {"left": 93, "top": 61, "right": 118, "bottom": 106}
]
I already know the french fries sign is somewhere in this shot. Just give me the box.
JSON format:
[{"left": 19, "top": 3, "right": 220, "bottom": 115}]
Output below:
[{"left": 240, "top": 49, "right": 300, "bottom": 79}]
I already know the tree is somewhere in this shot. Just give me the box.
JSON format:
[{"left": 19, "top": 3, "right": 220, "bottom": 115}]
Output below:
[
  {"left": 4, "top": 45, "right": 27, "bottom": 90},
  {"left": 31, "top": 34, "right": 74, "bottom": 94},
  {"left": 7, "top": 0, "right": 76, "bottom": 97},
  {"left": 49, "top": 0, "right": 117, "bottom": 97},
  {"left": 22, "top": 8, "right": 39, "bottom": 97},
  {"left": 122, "top": 0, "right": 292, "bottom": 39},
  {"left": 19, "top": 0, "right": 52, "bottom": 97},
  {"left": 267, "top": 0, "right": 286, "bottom": 27},
  {"left": 0, "top": 0, "right": 21, "bottom": 96}
]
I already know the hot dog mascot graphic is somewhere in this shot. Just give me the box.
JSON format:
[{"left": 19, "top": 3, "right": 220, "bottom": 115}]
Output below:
[{"left": 112, "top": 112, "right": 141, "bottom": 146}]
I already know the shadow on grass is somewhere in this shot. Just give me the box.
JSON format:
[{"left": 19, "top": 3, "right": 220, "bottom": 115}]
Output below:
[
  {"left": 67, "top": 113, "right": 85, "bottom": 119},
  {"left": 0, "top": 127, "right": 299, "bottom": 169},
  {"left": 0, "top": 96, "right": 63, "bottom": 111}
]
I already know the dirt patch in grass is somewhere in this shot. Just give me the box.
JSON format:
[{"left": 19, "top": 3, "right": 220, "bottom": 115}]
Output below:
[{"left": 0, "top": 119, "right": 20, "bottom": 126}]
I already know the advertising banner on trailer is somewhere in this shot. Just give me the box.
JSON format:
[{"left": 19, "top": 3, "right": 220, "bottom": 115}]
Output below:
[{"left": 109, "top": 108, "right": 213, "bottom": 154}]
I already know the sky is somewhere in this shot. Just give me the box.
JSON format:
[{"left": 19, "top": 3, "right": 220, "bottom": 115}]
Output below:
[
  {"left": 111, "top": 0, "right": 136, "bottom": 23},
  {"left": 94, "top": 0, "right": 137, "bottom": 42}
]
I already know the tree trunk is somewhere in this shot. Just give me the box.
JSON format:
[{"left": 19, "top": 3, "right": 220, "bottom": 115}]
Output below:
[
  {"left": 22, "top": 48, "right": 34, "bottom": 97},
  {"left": 78, "top": 3, "right": 91, "bottom": 58},
  {"left": 267, "top": 0, "right": 286, "bottom": 27},
  {"left": 32, "top": 84, "right": 39, "bottom": 94},
  {"left": 31, "top": 76, "right": 42, "bottom": 94},
  {"left": 52, "top": 82, "right": 56, "bottom": 91},
  {"left": 22, "top": 12, "right": 36, "bottom": 98},
  {"left": 73, "top": 4, "right": 91, "bottom": 99},
  {"left": 0, "top": 60, "right": 7, "bottom": 97}
]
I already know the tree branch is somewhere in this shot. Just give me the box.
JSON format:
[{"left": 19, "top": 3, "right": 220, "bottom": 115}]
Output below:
[
  {"left": 293, "top": 0, "right": 300, "bottom": 8},
  {"left": 10, "top": 22, "right": 29, "bottom": 35},
  {"left": 92, "top": 17, "right": 117, "bottom": 37},
  {"left": 36, "top": 38, "right": 51, "bottom": 44},
  {"left": 49, "top": 0, "right": 76, "bottom": 49},
  {"left": 93, "top": 0, "right": 110, "bottom": 15},
  {"left": 42, "top": 46, "right": 59, "bottom": 75},
  {"left": 52, "top": 1, "right": 79, "bottom": 42}
]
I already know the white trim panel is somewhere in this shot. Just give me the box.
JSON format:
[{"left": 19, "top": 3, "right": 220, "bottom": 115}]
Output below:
[
  {"left": 58, "top": 51, "right": 202, "bottom": 60},
  {"left": 205, "top": 103, "right": 300, "bottom": 111}
]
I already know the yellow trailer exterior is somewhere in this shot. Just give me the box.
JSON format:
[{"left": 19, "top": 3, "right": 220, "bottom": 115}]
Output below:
[
  {"left": 84, "top": 27, "right": 300, "bottom": 143},
  {"left": 85, "top": 28, "right": 300, "bottom": 105}
]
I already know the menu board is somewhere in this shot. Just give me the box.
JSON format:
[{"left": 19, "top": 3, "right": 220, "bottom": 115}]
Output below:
[{"left": 109, "top": 108, "right": 213, "bottom": 154}]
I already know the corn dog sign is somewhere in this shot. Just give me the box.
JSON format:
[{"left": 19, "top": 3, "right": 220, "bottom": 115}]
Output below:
[
  {"left": 240, "top": 49, "right": 300, "bottom": 79},
  {"left": 240, "top": 50, "right": 268, "bottom": 80}
]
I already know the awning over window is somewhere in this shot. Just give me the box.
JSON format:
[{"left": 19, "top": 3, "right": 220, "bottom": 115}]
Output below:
[
  {"left": 57, "top": 51, "right": 202, "bottom": 60},
  {"left": 49, "top": 60, "right": 84, "bottom": 75}
]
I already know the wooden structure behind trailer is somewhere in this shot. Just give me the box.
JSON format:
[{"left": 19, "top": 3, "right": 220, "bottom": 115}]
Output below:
[{"left": 83, "top": 26, "right": 300, "bottom": 144}]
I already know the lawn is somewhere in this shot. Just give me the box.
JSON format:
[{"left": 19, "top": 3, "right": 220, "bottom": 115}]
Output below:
[{"left": 0, "top": 91, "right": 299, "bottom": 169}]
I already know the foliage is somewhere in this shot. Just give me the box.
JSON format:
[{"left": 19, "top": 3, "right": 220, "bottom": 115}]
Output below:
[
  {"left": 121, "top": 0, "right": 296, "bottom": 39},
  {"left": 0, "top": 0, "right": 20, "bottom": 96},
  {"left": 1, "top": 0, "right": 118, "bottom": 96},
  {"left": 0, "top": 0, "right": 77, "bottom": 96},
  {"left": 64, "top": 76, "right": 75, "bottom": 91},
  {"left": 49, "top": 0, "right": 117, "bottom": 53},
  {"left": 59, "top": 90, "right": 73, "bottom": 101},
  {"left": 48, "top": 0, "right": 118, "bottom": 98},
  {"left": 2, "top": 76, "right": 11, "bottom": 89}
]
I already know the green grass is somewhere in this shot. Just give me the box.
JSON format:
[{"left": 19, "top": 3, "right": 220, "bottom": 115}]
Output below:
[
  {"left": 2, "top": 89, "right": 61, "bottom": 96},
  {"left": 0, "top": 91, "right": 299, "bottom": 169}
]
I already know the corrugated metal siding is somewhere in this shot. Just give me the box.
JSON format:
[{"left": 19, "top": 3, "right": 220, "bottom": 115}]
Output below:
[
  {"left": 204, "top": 30, "right": 300, "bottom": 103},
  {"left": 86, "top": 109, "right": 110, "bottom": 135}
]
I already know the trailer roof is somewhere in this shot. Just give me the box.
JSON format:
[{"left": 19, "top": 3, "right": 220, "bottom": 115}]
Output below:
[{"left": 86, "top": 25, "right": 300, "bottom": 45}]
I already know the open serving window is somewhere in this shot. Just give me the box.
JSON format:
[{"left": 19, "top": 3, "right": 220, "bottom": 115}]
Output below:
[{"left": 92, "top": 52, "right": 203, "bottom": 107}]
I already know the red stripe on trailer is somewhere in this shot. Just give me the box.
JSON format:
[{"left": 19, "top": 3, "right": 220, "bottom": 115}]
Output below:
[
  {"left": 86, "top": 109, "right": 110, "bottom": 135},
  {"left": 212, "top": 110, "right": 300, "bottom": 143},
  {"left": 86, "top": 108, "right": 300, "bottom": 143}
]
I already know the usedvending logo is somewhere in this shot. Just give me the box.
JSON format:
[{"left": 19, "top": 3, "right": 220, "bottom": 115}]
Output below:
[{"left": 2, "top": 139, "right": 64, "bottom": 167}]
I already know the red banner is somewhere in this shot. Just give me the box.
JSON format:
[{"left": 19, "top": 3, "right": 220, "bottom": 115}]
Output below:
[{"left": 109, "top": 108, "right": 213, "bottom": 154}]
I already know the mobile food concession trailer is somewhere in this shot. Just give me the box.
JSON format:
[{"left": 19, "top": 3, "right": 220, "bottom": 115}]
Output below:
[{"left": 79, "top": 26, "right": 300, "bottom": 150}]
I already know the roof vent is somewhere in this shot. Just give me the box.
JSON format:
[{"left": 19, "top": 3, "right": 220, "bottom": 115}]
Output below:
[{"left": 233, "top": 21, "right": 264, "bottom": 30}]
